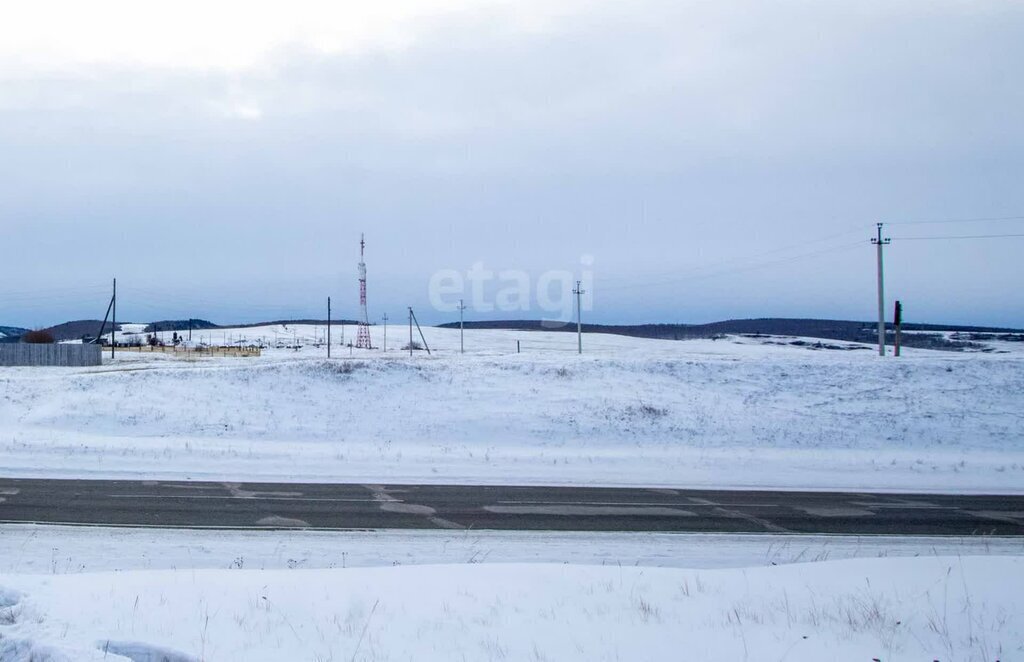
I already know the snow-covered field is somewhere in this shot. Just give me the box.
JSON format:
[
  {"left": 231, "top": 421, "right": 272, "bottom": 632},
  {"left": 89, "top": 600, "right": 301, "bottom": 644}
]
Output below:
[
  {"left": 2, "top": 555, "right": 1020, "bottom": 661},
  {"left": 3, "top": 524, "right": 1022, "bottom": 660},
  {"left": 3, "top": 325, "right": 1024, "bottom": 660},
  {"left": 2, "top": 325, "right": 1023, "bottom": 491}
]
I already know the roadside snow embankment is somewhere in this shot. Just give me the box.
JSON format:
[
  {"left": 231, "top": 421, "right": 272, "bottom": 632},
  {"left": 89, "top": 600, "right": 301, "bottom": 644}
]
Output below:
[
  {"left": 0, "top": 556, "right": 1020, "bottom": 661},
  {"left": 1, "top": 332, "right": 1023, "bottom": 491}
]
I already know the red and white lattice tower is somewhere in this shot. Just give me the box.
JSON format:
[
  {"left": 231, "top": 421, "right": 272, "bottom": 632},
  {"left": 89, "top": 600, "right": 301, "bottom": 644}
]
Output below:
[{"left": 355, "top": 233, "right": 372, "bottom": 349}]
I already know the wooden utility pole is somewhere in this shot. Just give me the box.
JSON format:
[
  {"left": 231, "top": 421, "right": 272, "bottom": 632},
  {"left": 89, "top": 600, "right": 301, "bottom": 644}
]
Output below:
[
  {"left": 327, "top": 297, "right": 332, "bottom": 358},
  {"left": 894, "top": 300, "right": 903, "bottom": 357},
  {"left": 410, "top": 308, "right": 431, "bottom": 354},
  {"left": 95, "top": 294, "right": 114, "bottom": 346}
]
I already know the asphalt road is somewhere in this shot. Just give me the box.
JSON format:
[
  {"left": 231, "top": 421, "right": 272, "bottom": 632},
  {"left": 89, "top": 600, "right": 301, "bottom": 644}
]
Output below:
[{"left": 1, "top": 478, "right": 1022, "bottom": 535}]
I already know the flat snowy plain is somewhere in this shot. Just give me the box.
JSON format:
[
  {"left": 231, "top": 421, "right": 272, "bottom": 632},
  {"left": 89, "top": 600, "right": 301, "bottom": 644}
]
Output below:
[
  {"left": 2, "top": 326, "right": 1023, "bottom": 660},
  {"left": 2, "top": 523, "right": 1022, "bottom": 660},
  {"left": 1, "top": 325, "right": 1022, "bottom": 491},
  {"left": 1, "top": 554, "right": 1020, "bottom": 661}
]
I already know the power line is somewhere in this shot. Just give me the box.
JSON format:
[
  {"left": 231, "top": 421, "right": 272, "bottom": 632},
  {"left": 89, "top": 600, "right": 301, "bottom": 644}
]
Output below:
[
  {"left": 887, "top": 215, "right": 1024, "bottom": 226},
  {"left": 601, "top": 239, "right": 866, "bottom": 292},
  {"left": 598, "top": 217, "right": 1021, "bottom": 294},
  {"left": 893, "top": 233, "right": 1024, "bottom": 241},
  {"left": 0, "top": 282, "right": 109, "bottom": 295},
  {"left": 603, "top": 225, "right": 871, "bottom": 290},
  {"left": 0, "top": 284, "right": 110, "bottom": 305}
]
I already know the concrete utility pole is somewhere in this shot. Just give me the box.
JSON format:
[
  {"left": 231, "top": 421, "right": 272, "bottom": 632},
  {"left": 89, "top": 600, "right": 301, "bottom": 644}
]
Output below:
[
  {"left": 458, "top": 299, "right": 467, "bottom": 354},
  {"left": 871, "top": 223, "right": 891, "bottom": 357},
  {"left": 382, "top": 313, "right": 388, "bottom": 352},
  {"left": 408, "top": 307, "right": 414, "bottom": 357},
  {"left": 572, "top": 280, "right": 585, "bottom": 354},
  {"left": 111, "top": 277, "right": 116, "bottom": 359}
]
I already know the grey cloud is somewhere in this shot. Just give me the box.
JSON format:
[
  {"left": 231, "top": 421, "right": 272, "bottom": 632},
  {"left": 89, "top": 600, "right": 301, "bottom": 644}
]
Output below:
[{"left": 1, "top": 0, "right": 1022, "bottom": 327}]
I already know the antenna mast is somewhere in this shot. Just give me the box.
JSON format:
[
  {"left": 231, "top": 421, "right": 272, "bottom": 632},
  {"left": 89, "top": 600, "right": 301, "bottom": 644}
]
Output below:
[{"left": 355, "top": 233, "right": 373, "bottom": 349}]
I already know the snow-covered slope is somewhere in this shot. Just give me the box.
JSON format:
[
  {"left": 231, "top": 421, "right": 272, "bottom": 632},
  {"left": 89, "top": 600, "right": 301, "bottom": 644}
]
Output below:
[{"left": 1, "top": 327, "right": 1022, "bottom": 491}]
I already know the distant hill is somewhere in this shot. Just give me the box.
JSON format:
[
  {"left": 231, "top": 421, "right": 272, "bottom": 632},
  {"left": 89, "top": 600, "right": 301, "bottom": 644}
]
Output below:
[
  {"left": 0, "top": 326, "right": 30, "bottom": 343},
  {"left": 17, "top": 316, "right": 1022, "bottom": 350},
  {"left": 0, "top": 320, "right": 122, "bottom": 343},
  {"left": 437, "top": 318, "right": 1024, "bottom": 351},
  {"left": 41, "top": 320, "right": 123, "bottom": 342},
  {"left": 144, "top": 319, "right": 219, "bottom": 333},
  {"left": 6, "top": 318, "right": 368, "bottom": 342},
  {"left": 226, "top": 319, "right": 360, "bottom": 329},
  {"left": 144, "top": 319, "right": 359, "bottom": 333}
]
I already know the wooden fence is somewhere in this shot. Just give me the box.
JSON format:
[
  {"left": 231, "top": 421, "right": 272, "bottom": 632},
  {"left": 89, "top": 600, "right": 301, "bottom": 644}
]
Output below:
[
  {"left": 0, "top": 344, "right": 102, "bottom": 367},
  {"left": 119, "top": 345, "right": 261, "bottom": 358}
]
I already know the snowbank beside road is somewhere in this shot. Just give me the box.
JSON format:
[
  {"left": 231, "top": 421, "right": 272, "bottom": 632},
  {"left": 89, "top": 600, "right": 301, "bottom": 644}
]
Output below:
[
  {"left": 5, "top": 523, "right": 1023, "bottom": 575},
  {"left": 1, "top": 329, "right": 1023, "bottom": 491},
  {"left": 1, "top": 557, "right": 1019, "bottom": 661}
]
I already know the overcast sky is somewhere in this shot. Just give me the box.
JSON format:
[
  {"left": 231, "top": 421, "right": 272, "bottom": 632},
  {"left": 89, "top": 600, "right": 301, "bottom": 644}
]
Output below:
[{"left": 2, "top": 0, "right": 1022, "bottom": 328}]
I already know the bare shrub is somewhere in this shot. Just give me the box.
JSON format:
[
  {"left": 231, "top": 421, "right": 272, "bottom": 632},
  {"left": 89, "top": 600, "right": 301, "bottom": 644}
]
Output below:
[
  {"left": 634, "top": 596, "right": 661, "bottom": 622},
  {"left": 21, "top": 329, "right": 55, "bottom": 344},
  {"left": 623, "top": 402, "right": 669, "bottom": 420},
  {"left": 326, "top": 361, "right": 365, "bottom": 376},
  {"left": 638, "top": 403, "right": 669, "bottom": 418}
]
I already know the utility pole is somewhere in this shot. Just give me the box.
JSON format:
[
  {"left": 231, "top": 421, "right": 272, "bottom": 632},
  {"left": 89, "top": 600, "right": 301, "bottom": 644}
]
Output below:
[
  {"left": 382, "top": 313, "right": 388, "bottom": 352},
  {"left": 458, "top": 299, "right": 467, "bottom": 354},
  {"left": 410, "top": 308, "right": 431, "bottom": 354},
  {"left": 327, "top": 297, "right": 332, "bottom": 358},
  {"left": 408, "top": 307, "right": 414, "bottom": 356},
  {"left": 572, "top": 280, "right": 585, "bottom": 354},
  {"left": 871, "top": 223, "right": 891, "bottom": 357},
  {"left": 894, "top": 300, "right": 903, "bottom": 357},
  {"left": 188, "top": 318, "right": 192, "bottom": 342},
  {"left": 95, "top": 289, "right": 114, "bottom": 347},
  {"left": 111, "top": 277, "right": 116, "bottom": 359}
]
